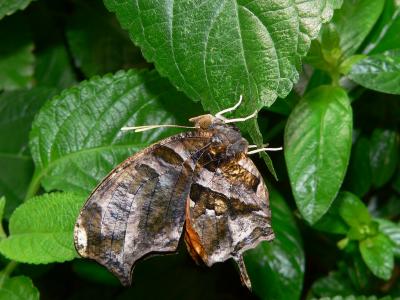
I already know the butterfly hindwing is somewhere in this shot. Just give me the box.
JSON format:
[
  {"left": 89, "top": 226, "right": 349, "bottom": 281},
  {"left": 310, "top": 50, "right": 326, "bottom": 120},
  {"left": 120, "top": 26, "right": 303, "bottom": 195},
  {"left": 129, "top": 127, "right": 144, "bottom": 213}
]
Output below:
[
  {"left": 185, "top": 153, "right": 274, "bottom": 287},
  {"left": 74, "top": 132, "right": 212, "bottom": 285}
]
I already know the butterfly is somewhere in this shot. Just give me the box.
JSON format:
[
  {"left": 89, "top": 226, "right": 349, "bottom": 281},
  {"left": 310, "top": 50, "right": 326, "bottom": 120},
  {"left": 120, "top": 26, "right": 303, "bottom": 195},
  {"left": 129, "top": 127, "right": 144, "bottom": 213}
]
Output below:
[{"left": 74, "top": 96, "right": 280, "bottom": 289}]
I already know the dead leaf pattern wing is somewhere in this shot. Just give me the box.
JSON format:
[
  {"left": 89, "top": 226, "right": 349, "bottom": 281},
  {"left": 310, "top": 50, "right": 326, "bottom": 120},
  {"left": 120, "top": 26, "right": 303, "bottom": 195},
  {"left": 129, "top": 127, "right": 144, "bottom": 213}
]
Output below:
[
  {"left": 74, "top": 131, "right": 212, "bottom": 285},
  {"left": 185, "top": 153, "right": 274, "bottom": 266}
]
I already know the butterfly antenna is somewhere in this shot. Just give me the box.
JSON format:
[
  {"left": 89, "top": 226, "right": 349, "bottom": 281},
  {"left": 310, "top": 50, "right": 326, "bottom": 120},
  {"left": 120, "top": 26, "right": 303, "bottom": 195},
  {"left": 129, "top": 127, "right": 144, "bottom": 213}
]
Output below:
[
  {"left": 223, "top": 110, "right": 257, "bottom": 124},
  {"left": 247, "top": 146, "right": 283, "bottom": 155},
  {"left": 215, "top": 95, "right": 243, "bottom": 119},
  {"left": 121, "top": 124, "right": 197, "bottom": 133}
]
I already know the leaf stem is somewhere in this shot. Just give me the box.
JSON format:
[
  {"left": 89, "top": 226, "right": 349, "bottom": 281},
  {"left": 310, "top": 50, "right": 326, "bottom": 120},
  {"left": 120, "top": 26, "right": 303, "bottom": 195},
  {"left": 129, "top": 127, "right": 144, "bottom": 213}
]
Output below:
[
  {"left": 24, "top": 171, "right": 42, "bottom": 202},
  {"left": 0, "top": 261, "right": 19, "bottom": 287}
]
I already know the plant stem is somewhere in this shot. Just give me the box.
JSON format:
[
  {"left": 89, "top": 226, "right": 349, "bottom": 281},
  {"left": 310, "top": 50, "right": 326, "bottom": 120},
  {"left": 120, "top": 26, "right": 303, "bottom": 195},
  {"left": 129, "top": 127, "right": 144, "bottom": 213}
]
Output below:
[{"left": 24, "top": 171, "right": 42, "bottom": 202}]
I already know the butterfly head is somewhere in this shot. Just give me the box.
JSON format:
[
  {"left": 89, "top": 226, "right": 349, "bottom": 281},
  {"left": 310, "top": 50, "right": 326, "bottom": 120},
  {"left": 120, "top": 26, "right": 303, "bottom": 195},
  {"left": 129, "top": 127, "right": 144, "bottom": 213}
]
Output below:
[{"left": 189, "top": 114, "right": 249, "bottom": 157}]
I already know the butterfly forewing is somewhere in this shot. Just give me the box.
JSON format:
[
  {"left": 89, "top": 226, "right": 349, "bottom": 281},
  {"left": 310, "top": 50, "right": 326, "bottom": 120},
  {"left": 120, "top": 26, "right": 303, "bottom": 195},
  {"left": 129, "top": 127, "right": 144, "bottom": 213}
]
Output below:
[{"left": 74, "top": 132, "right": 212, "bottom": 285}]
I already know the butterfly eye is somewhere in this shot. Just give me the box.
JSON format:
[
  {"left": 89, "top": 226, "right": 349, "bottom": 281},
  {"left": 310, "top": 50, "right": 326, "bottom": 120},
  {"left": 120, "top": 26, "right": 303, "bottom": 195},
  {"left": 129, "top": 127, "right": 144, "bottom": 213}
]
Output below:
[{"left": 211, "top": 136, "right": 223, "bottom": 144}]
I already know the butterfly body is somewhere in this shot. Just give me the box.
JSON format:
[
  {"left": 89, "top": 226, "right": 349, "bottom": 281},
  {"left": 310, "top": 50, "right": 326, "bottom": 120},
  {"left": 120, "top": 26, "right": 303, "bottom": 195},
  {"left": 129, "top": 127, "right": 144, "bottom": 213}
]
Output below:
[{"left": 74, "top": 114, "right": 274, "bottom": 289}]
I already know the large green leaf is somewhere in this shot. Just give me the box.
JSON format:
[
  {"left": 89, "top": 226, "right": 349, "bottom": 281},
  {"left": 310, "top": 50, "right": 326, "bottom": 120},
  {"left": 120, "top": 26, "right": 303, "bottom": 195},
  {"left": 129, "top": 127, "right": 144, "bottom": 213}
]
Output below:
[
  {"left": 359, "top": 233, "right": 394, "bottom": 280},
  {"left": 66, "top": 0, "right": 147, "bottom": 78},
  {"left": 104, "top": 0, "right": 341, "bottom": 118},
  {"left": 331, "top": 0, "right": 385, "bottom": 57},
  {"left": 0, "top": 193, "right": 84, "bottom": 263},
  {"left": 244, "top": 188, "right": 304, "bottom": 300},
  {"left": 0, "top": 275, "right": 39, "bottom": 300},
  {"left": 29, "top": 69, "right": 202, "bottom": 195},
  {"left": 348, "top": 50, "right": 400, "bottom": 95},
  {"left": 0, "top": 88, "right": 57, "bottom": 216},
  {"left": 369, "top": 129, "right": 399, "bottom": 188},
  {"left": 0, "top": 14, "right": 34, "bottom": 91},
  {"left": 0, "top": 0, "right": 36, "bottom": 20},
  {"left": 284, "top": 86, "right": 352, "bottom": 224}
]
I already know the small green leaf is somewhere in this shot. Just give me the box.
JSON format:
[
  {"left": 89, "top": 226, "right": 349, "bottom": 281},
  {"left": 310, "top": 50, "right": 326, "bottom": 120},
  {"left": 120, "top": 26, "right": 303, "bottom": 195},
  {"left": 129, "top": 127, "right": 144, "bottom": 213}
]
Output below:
[
  {"left": 284, "top": 86, "right": 353, "bottom": 224},
  {"left": 104, "top": 0, "right": 340, "bottom": 117},
  {"left": 66, "top": 0, "right": 146, "bottom": 77},
  {"left": 369, "top": 129, "right": 399, "bottom": 188},
  {"left": 0, "top": 275, "right": 39, "bottom": 300},
  {"left": 0, "top": 0, "right": 36, "bottom": 20},
  {"left": 344, "top": 137, "right": 372, "bottom": 197},
  {"left": 0, "top": 88, "right": 57, "bottom": 215},
  {"left": 376, "top": 218, "right": 400, "bottom": 258},
  {"left": 359, "top": 233, "right": 394, "bottom": 280},
  {"left": 338, "top": 192, "right": 371, "bottom": 228},
  {"left": 245, "top": 188, "right": 304, "bottom": 300},
  {"left": 0, "top": 14, "right": 34, "bottom": 91},
  {"left": 349, "top": 50, "right": 400, "bottom": 95},
  {"left": 307, "top": 271, "right": 355, "bottom": 299},
  {"left": 29, "top": 69, "right": 202, "bottom": 195},
  {"left": 0, "top": 192, "right": 85, "bottom": 264},
  {"left": 332, "top": 0, "right": 385, "bottom": 57}
]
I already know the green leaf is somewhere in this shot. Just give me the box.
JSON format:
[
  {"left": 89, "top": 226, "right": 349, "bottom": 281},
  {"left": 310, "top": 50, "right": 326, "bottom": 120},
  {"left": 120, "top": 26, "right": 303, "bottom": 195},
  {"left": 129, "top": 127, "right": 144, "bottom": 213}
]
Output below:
[
  {"left": 359, "top": 233, "right": 394, "bottom": 280},
  {"left": 34, "top": 42, "right": 77, "bottom": 89},
  {"left": 0, "top": 0, "right": 36, "bottom": 20},
  {"left": 337, "top": 192, "right": 371, "bottom": 229},
  {"left": 0, "top": 88, "right": 57, "bottom": 216},
  {"left": 314, "top": 195, "right": 348, "bottom": 235},
  {"left": 66, "top": 0, "right": 146, "bottom": 77},
  {"left": 375, "top": 218, "right": 400, "bottom": 258},
  {"left": 365, "top": 0, "right": 400, "bottom": 54},
  {"left": 29, "top": 69, "right": 202, "bottom": 195},
  {"left": 331, "top": 0, "right": 385, "bottom": 57},
  {"left": 284, "top": 86, "right": 353, "bottom": 224},
  {"left": 0, "top": 275, "right": 39, "bottom": 300},
  {"left": 104, "top": 0, "right": 341, "bottom": 117},
  {"left": 348, "top": 50, "right": 400, "bottom": 95},
  {"left": 369, "top": 129, "right": 399, "bottom": 188},
  {"left": 0, "top": 192, "right": 84, "bottom": 264},
  {"left": 245, "top": 187, "right": 304, "bottom": 300},
  {"left": 344, "top": 137, "right": 372, "bottom": 197},
  {"left": 0, "top": 14, "right": 34, "bottom": 91},
  {"left": 307, "top": 271, "right": 355, "bottom": 299}
]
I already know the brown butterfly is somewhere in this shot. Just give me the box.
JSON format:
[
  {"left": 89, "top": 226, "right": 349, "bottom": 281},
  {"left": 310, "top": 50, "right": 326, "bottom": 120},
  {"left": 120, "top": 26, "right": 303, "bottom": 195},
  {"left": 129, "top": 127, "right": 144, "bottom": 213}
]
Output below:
[{"left": 74, "top": 96, "right": 280, "bottom": 289}]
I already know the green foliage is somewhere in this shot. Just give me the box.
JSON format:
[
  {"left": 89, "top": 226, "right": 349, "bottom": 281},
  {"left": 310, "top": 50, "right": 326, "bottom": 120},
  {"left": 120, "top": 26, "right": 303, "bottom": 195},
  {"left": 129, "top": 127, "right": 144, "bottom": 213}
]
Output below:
[
  {"left": 349, "top": 50, "right": 400, "bottom": 95},
  {"left": 104, "top": 0, "right": 341, "bottom": 141},
  {"left": 245, "top": 188, "right": 304, "bottom": 300},
  {"left": 0, "top": 0, "right": 35, "bottom": 20},
  {"left": 0, "top": 275, "right": 39, "bottom": 300},
  {"left": 0, "top": 14, "right": 34, "bottom": 91},
  {"left": 331, "top": 0, "right": 385, "bottom": 57},
  {"left": 0, "top": 0, "right": 399, "bottom": 299},
  {"left": 284, "top": 86, "right": 352, "bottom": 224},
  {"left": 0, "top": 193, "right": 84, "bottom": 263},
  {"left": 369, "top": 129, "right": 399, "bottom": 188},
  {"left": 66, "top": 0, "right": 146, "bottom": 77},
  {"left": 0, "top": 88, "right": 57, "bottom": 216},
  {"left": 359, "top": 234, "right": 394, "bottom": 280}
]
